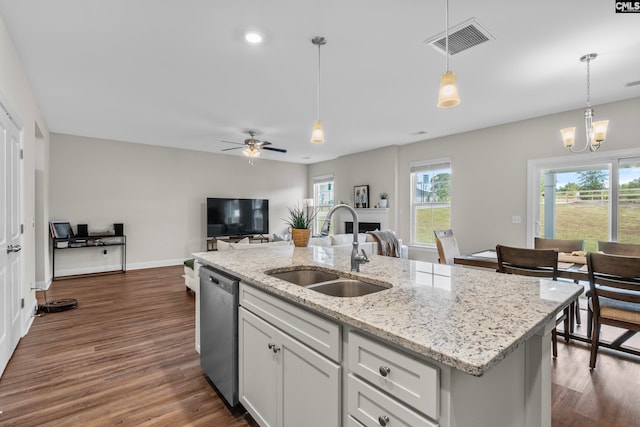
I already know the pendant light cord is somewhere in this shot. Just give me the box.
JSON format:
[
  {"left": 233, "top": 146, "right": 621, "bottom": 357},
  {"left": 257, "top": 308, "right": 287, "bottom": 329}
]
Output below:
[
  {"left": 586, "top": 57, "right": 591, "bottom": 108},
  {"left": 445, "top": 0, "right": 449, "bottom": 72},
  {"left": 317, "top": 42, "right": 321, "bottom": 121}
]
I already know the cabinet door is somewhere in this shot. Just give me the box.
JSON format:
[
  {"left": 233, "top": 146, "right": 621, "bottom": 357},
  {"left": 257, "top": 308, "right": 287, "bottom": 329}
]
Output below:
[
  {"left": 279, "top": 330, "right": 341, "bottom": 427},
  {"left": 239, "top": 308, "right": 278, "bottom": 427}
]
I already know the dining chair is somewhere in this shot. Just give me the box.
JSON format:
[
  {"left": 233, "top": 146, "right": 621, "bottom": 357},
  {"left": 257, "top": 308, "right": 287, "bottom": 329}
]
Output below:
[
  {"left": 534, "top": 237, "right": 585, "bottom": 329},
  {"left": 496, "top": 244, "right": 569, "bottom": 357},
  {"left": 434, "top": 229, "right": 460, "bottom": 265},
  {"left": 586, "top": 252, "right": 640, "bottom": 369},
  {"left": 534, "top": 237, "right": 585, "bottom": 253},
  {"left": 598, "top": 241, "right": 640, "bottom": 257}
]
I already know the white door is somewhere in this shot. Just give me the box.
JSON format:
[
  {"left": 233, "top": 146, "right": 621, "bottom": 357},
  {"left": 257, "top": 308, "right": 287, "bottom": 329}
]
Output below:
[{"left": 0, "top": 102, "right": 23, "bottom": 377}]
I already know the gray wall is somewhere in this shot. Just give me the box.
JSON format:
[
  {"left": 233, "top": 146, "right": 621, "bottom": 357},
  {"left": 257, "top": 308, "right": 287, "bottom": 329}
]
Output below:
[
  {"left": 50, "top": 134, "right": 308, "bottom": 275},
  {"left": 310, "top": 97, "right": 640, "bottom": 261}
]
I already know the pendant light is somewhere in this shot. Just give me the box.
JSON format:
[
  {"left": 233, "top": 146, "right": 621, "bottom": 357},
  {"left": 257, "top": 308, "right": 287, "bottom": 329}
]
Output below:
[
  {"left": 561, "top": 53, "right": 610, "bottom": 152},
  {"left": 311, "top": 36, "right": 326, "bottom": 144},
  {"left": 437, "top": 0, "right": 461, "bottom": 108}
]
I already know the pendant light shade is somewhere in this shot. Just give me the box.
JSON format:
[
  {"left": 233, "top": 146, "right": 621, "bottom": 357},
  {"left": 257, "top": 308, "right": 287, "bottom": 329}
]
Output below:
[
  {"left": 437, "top": 71, "right": 461, "bottom": 108},
  {"left": 311, "top": 36, "right": 326, "bottom": 144},
  {"left": 437, "top": 0, "right": 460, "bottom": 108},
  {"left": 311, "top": 120, "right": 324, "bottom": 144}
]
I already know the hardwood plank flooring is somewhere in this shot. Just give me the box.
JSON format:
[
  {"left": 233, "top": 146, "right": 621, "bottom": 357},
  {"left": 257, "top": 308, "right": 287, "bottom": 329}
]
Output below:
[
  {"left": 0, "top": 266, "right": 255, "bottom": 427},
  {"left": 1, "top": 266, "right": 640, "bottom": 426}
]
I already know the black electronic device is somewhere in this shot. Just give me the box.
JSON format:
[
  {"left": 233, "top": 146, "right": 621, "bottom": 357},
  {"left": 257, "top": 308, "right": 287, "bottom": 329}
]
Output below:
[
  {"left": 206, "top": 198, "right": 269, "bottom": 238},
  {"left": 77, "top": 224, "right": 88, "bottom": 237},
  {"left": 114, "top": 223, "right": 124, "bottom": 236}
]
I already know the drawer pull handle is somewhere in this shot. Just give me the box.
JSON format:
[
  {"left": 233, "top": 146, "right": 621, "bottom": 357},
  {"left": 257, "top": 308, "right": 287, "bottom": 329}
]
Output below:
[
  {"left": 378, "top": 415, "right": 390, "bottom": 426},
  {"left": 379, "top": 366, "right": 391, "bottom": 377}
]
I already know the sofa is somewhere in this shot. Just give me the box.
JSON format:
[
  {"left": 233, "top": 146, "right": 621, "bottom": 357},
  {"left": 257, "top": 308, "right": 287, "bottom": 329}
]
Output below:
[{"left": 309, "top": 232, "right": 409, "bottom": 259}]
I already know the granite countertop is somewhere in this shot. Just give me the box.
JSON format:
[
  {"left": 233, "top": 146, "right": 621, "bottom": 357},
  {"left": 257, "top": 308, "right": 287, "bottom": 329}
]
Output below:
[{"left": 194, "top": 245, "right": 582, "bottom": 377}]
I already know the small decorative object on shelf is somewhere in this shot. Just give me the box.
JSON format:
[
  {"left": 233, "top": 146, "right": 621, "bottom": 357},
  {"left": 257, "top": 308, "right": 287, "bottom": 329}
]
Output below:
[
  {"left": 284, "top": 204, "right": 315, "bottom": 247},
  {"left": 379, "top": 192, "right": 388, "bottom": 208}
]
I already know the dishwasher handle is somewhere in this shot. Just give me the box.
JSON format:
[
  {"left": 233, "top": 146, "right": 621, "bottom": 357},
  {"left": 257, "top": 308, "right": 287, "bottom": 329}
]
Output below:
[{"left": 208, "top": 275, "right": 220, "bottom": 285}]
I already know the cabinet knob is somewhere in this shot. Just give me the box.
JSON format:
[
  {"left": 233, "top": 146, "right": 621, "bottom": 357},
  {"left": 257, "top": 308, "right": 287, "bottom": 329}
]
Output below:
[
  {"left": 267, "top": 343, "right": 281, "bottom": 353},
  {"left": 378, "top": 415, "right": 390, "bottom": 426},
  {"left": 379, "top": 366, "right": 390, "bottom": 377}
]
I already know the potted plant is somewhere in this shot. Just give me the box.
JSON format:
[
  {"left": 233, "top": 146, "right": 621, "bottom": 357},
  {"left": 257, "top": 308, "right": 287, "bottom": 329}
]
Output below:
[
  {"left": 284, "top": 205, "right": 316, "bottom": 247},
  {"left": 379, "top": 192, "right": 389, "bottom": 208}
]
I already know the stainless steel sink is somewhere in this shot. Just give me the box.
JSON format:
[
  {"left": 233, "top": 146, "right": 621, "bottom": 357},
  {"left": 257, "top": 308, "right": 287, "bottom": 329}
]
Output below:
[
  {"left": 265, "top": 268, "right": 389, "bottom": 297},
  {"left": 307, "top": 279, "right": 388, "bottom": 297},
  {"left": 267, "top": 269, "right": 339, "bottom": 286}
]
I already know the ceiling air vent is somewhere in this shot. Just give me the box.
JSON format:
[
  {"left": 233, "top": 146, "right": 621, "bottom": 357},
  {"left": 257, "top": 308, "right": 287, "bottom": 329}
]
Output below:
[{"left": 425, "top": 18, "right": 494, "bottom": 56}]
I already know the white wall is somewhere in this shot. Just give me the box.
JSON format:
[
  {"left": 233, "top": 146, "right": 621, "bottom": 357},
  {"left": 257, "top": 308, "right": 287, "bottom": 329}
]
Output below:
[
  {"left": 0, "top": 13, "right": 50, "bottom": 330},
  {"left": 309, "top": 97, "right": 640, "bottom": 261},
  {"left": 49, "top": 134, "right": 307, "bottom": 275}
]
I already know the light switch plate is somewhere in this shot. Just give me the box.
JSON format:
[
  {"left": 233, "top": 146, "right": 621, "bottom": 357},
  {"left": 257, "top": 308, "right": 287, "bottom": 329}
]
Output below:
[{"left": 512, "top": 215, "right": 522, "bottom": 224}]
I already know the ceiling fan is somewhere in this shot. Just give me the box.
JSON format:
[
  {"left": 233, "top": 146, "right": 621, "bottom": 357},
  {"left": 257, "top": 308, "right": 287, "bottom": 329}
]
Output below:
[{"left": 221, "top": 131, "right": 287, "bottom": 164}]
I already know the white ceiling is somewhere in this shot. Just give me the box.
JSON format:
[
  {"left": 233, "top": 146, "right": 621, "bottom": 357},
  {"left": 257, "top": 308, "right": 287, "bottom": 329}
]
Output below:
[{"left": 1, "top": 0, "right": 639, "bottom": 164}]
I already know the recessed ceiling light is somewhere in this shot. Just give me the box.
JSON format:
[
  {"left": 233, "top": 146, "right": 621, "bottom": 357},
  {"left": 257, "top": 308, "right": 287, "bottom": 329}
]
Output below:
[{"left": 245, "top": 32, "right": 263, "bottom": 44}]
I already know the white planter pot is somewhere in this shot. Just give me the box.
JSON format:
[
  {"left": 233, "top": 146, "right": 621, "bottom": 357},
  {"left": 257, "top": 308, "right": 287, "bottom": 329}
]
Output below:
[{"left": 379, "top": 199, "right": 388, "bottom": 208}]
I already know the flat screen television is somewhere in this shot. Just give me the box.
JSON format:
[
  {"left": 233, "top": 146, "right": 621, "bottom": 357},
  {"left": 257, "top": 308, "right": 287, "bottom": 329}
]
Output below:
[{"left": 207, "top": 198, "right": 269, "bottom": 238}]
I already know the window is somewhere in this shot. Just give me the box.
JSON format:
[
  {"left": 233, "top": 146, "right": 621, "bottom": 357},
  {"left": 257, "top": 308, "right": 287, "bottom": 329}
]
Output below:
[
  {"left": 410, "top": 159, "right": 451, "bottom": 245},
  {"left": 313, "top": 175, "right": 334, "bottom": 234},
  {"left": 528, "top": 150, "right": 640, "bottom": 252}
]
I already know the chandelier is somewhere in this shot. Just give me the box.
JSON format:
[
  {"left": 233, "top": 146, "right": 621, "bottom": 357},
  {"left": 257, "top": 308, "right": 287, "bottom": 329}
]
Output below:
[{"left": 561, "top": 53, "right": 609, "bottom": 152}]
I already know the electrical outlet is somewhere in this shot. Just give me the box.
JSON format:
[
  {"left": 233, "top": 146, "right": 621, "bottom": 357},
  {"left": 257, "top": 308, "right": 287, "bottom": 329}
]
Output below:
[
  {"left": 103, "top": 249, "right": 108, "bottom": 255},
  {"left": 512, "top": 215, "right": 522, "bottom": 224}
]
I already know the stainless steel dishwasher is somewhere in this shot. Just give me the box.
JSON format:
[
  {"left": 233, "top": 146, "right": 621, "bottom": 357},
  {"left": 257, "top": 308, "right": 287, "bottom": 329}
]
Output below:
[{"left": 200, "top": 265, "right": 239, "bottom": 407}]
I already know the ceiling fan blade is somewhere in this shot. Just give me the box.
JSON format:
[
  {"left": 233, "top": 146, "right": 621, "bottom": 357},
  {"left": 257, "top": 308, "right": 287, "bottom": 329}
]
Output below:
[
  {"left": 262, "top": 146, "right": 287, "bottom": 153},
  {"left": 221, "top": 140, "right": 243, "bottom": 145},
  {"left": 260, "top": 140, "right": 272, "bottom": 146},
  {"left": 221, "top": 147, "right": 243, "bottom": 151}
]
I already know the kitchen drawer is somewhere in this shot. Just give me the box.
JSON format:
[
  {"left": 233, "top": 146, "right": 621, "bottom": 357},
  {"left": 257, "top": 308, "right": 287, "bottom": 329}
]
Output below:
[
  {"left": 347, "top": 414, "right": 366, "bottom": 426},
  {"left": 239, "top": 282, "right": 341, "bottom": 362},
  {"left": 348, "top": 374, "right": 438, "bottom": 427},
  {"left": 348, "top": 331, "right": 439, "bottom": 419}
]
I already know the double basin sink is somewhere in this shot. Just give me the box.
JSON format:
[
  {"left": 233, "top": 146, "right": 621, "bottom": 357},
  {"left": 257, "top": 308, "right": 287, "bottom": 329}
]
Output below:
[{"left": 266, "top": 268, "right": 389, "bottom": 297}]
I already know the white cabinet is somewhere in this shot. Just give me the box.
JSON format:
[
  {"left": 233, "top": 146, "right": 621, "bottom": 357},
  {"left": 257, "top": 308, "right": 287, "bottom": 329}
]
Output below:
[
  {"left": 348, "top": 331, "right": 440, "bottom": 426},
  {"left": 239, "top": 285, "right": 342, "bottom": 427}
]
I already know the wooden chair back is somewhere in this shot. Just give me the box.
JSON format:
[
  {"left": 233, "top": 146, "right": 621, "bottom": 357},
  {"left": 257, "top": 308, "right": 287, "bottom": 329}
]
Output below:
[
  {"left": 534, "top": 237, "right": 584, "bottom": 253},
  {"left": 586, "top": 252, "right": 640, "bottom": 368},
  {"left": 434, "top": 229, "right": 460, "bottom": 265},
  {"left": 597, "top": 241, "right": 640, "bottom": 257},
  {"left": 496, "top": 245, "right": 558, "bottom": 279}
]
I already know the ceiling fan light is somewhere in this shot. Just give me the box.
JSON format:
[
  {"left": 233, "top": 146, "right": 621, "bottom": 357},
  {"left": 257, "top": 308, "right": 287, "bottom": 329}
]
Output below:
[
  {"left": 243, "top": 147, "right": 260, "bottom": 158},
  {"left": 592, "top": 120, "right": 609, "bottom": 143},
  {"left": 560, "top": 127, "right": 576, "bottom": 148},
  {"left": 311, "top": 120, "right": 325, "bottom": 144},
  {"left": 437, "top": 71, "right": 461, "bottom": 108}
]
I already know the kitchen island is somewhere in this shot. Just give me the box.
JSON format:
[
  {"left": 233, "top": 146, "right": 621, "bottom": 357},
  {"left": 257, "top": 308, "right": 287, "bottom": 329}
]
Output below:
[{"left": 194, "top": 245, "right": 582, "bottom": 427}]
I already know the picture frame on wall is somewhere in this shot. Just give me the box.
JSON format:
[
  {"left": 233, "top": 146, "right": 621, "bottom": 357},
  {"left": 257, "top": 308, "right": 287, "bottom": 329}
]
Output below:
[{"left": 353, "top": 185, "right": 369, "bottom": 208}]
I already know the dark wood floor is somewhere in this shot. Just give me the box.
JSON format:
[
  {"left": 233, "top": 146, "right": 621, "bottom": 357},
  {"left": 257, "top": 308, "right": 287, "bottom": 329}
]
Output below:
[
  {"left": 1, "top": 266, "right": 639, "bottom": 426},
  {"left": 0, "top": 266, "right": 254, "bottom": 427}
]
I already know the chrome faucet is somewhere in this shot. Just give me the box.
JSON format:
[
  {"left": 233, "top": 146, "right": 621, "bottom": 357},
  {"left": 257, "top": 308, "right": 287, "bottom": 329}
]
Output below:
[{"left": 320, "top": 204, "right": 369, "bottom": 272}]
